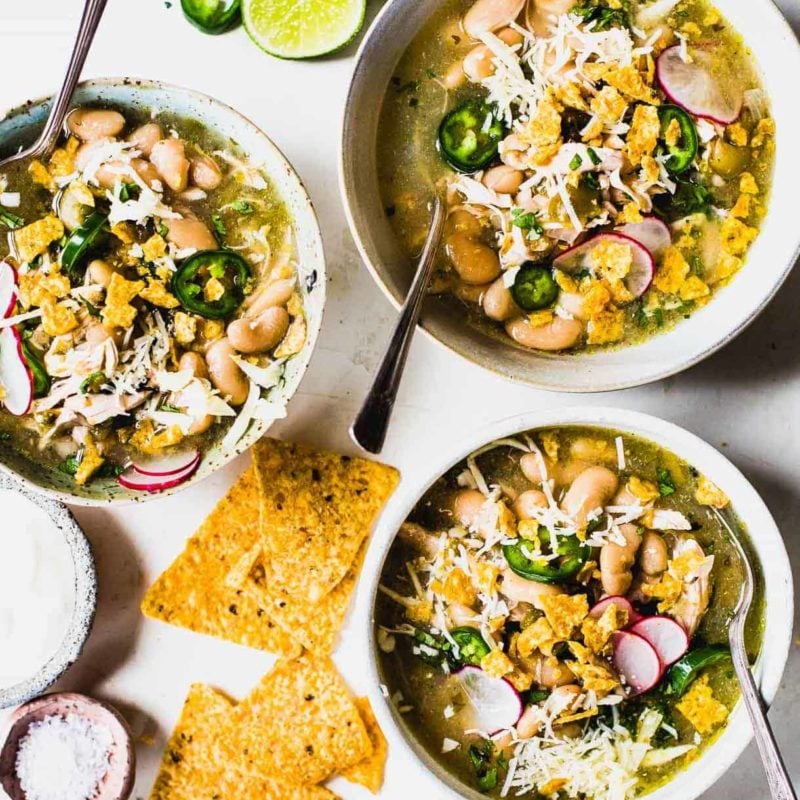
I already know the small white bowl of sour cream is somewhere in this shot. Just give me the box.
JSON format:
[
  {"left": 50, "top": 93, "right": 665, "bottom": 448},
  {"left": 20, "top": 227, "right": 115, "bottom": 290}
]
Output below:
[{"left": 0, "top": 474, "right": 97, "bottom": 710}]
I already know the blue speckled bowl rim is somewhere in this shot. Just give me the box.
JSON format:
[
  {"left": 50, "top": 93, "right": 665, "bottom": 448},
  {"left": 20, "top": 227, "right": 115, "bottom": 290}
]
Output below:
[{"left": 0, "top": 475, "right": 97, "bottom": 709}]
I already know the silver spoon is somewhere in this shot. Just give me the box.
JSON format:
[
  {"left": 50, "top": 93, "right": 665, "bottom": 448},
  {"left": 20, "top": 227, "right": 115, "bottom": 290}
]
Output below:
[
  {"left": 350, "top": 196, "right": 446, "bottom": 454},
  {"left": 0, "top": 0, "right": 109, "bottom": 170},
  {"left": 711, "top": 507, "right": 797, "bottom": 800}
]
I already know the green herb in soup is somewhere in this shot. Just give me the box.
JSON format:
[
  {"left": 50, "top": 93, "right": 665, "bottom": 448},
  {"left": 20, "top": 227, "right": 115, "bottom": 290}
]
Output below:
[
  {"left": 376, "top": 426, "right": 764, "bottom": 799},
  {"left": 378, "top": 0, "right": 775, "bottom": 354},
  {"left": 0, "top": 105, "right": 307, "bottom": 487}
]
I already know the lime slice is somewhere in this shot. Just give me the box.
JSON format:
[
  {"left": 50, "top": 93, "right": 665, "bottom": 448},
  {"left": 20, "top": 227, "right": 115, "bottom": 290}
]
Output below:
[{"left": 242, "top": 0, "right": 366, "bottom": 59}]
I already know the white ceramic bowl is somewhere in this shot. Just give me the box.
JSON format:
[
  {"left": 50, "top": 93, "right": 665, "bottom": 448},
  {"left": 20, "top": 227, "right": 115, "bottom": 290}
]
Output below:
[
  {"left": 0, "top": 79, "right": 325, "bottom": 505},
  {"left": 362, "top": 407, "right": 793, "bottom": 800},
  {"left": 341, "top": 0, "right": 800, "bottom": 391}
]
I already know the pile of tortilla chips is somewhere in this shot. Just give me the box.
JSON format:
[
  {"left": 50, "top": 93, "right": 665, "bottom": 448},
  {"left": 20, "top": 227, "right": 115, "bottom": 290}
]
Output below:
[
  {"left": 150, "top": 653, "right": 387, "bottom": 799},
  {"left": 141, "top": 438, "right": 398, "bottom": 797}
]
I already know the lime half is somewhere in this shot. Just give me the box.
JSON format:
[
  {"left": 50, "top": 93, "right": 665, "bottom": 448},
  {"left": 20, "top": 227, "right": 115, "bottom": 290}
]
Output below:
[{"left": 242, "top": 0, "right": 366, "bottom": 59}]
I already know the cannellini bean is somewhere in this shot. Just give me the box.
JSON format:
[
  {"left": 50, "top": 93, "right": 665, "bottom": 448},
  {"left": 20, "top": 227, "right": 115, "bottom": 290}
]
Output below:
[
  {"left": 519, "top": 452, "right": 590, "bottom": 487},
  {"left": 206, "top": 338, "right": 249, "bottom": 406},
  {"left": 527, "top": 0, "right": 577, "bottom": 36},
  {"left": 179, "top": 351, "right": 214, "bottom": 434},
  {"left": 398, "top": 522, "right": 440, "bottom": 559},
  {"left": 131, "top": 158, "right": 162, "bottom": 190},
  {"left": 446, "top": 209, "right": 483, "bottom": 237},
  {"left": 613, "top": 484, "right": 639, "bottom": 506},
  {"left": 530, "top": 652, "right": 575, "bottom": 687},
  {"left": 164, "top": 217, "right": 217, "bottom": 250},
  {"left": 127, "top": 123, "right": 163, "bottom": 157},
  {"left": 561, "top": 465, "right": 619, "bottom": 525},
  {"left": 453, "top": 488, "right": 486, "bottom": 528},
  {"left": 640, "top": 530, "right": 668, "bottom": 576},
  {"left": 453, "top": 280, "right": 490, "bottom": 304},
  {"left": 482, "top": 163, "right": 524, "bottom": 195},
  {"left": 499, "top": 568, "right": 564, "bottom": 608},
  {"left": 448, "top": 602, "right": 478, "bottom": 626},
  {"left": 515, "top": 706, "right": 542, "bottom": 739},
  {"left": 87, "top": 259, "right": 115, "bottom": 288},
  {"left": 463, "top": 0, "right": 526, "bottom": 38},
  {"left": 85, "top": 321, "right": 121, "bottom": 346},
  {"left": 505, "top": 316, "right": 584, "bottom": 351},
  {"left": 190, "top": 154, "right": 223, "bottom": 191},
  {"left": 150, "top": 138, "right": 190, "bottom": 193},
  {"left": 482, "top": 276, "right": 522, "bottom": 321},
  {"left": 446, "top": 232, "right": 502, "bottom": 285},
  {"left": 443, "top": 61, "right": 467, "bottom": 90},
  {"left": 463, "top": 28, "right": 524, "bottom": 82},
  {"left": 245, "top": 278, "right": 296, "bottom": 317},
  {"left": 94, "top": 158, "right": 161, "bottom": 191},
  {"left": 68, "top": 108, "right": 126, "bottom": 142},
  {"left": 512, "top": 489, "right": 548, "bottom": 519},
  {"left": 227, "top": 306, "right": 290, "bottom": 354},
  {"left": 600, "top": 523, "right": 642, "bottom": 596}
]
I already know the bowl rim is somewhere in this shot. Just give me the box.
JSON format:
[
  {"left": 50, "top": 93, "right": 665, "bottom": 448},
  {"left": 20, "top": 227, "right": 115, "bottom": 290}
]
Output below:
[
  {"left": 0, "top": 76, "right": 327, "bottom": 506},
  {"left": 361, "top": 406, "right": 794, "bottom": 800},
  {"left": 339, "top": 0, "right": 800, "bottom": 393},
  {"left": 0, "top": 475, "right": 97, "bottom": 709}
]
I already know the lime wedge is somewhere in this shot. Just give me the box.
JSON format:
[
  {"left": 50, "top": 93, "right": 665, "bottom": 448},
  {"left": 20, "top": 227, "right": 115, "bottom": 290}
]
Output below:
[{"left": 242, "top": 0, "right": 366, "bottom": 59}]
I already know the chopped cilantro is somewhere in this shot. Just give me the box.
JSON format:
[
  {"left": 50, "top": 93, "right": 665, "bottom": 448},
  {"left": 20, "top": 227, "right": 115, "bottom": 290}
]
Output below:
[
  {"left": 80, "top": 297, "right": 101, "bottom": 317},
  {"left": 569, "top": 153, "right": 584, "bottom": 170},
  {"left": 211, "top": 214, "right": 226, "bottom": 237},
  {"left": 425, "top": 68, "right": 438, "bottom": 79},
  {"left": 511, "top": 207, "right": 544, "bottom": 239},
  {"left": 582, "top": 171, "right": 601, "bottom": 191},
  {"left": 657, "top": 467, "right": 676, "bottom": 497},
  {"left": 0, "top": 209, "right": 24, "bottom": 230},
  {"left": 230, "top": 200, "right": 253, "bottom": 215},
  {"left": 654, "top": 307, "right": 665, "bottom": 327},
  {"left": 59, "top": 454, "right": 81, "bottom": 475},
  {"left": 118, "top": 182, "right": 139, "bottom": 202},
  {"left": 657, "top": 178, "right": 713, "bottom": 220},
  {"left": 156, "top": 221, "right": 169, "bottom": 237},
  {"left": 79, "top": 371, "right": 106, "bottom": 394},
  {"left": 573, "top": 0, "right": 631, "bottom": 30},
  {"left": 587, "top": 146, "right": 602, "bottom": 165},
  {"left": 0, "top": 432, "right": 11, "bottom": 441},
  {"left": 159, "top": 402, "right": 182, "bottom": 413}
]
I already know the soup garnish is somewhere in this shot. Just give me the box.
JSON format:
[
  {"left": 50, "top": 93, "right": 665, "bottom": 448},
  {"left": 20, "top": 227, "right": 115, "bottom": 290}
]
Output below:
[
  {"left": 0, "top": 105, "right": 309, "bottom": 488},
  {"left": 378, "top": 0, "right": 775, "bottom": 353},
  {"left": 376, "top": 426, "right": 763, "bottom": 799}
]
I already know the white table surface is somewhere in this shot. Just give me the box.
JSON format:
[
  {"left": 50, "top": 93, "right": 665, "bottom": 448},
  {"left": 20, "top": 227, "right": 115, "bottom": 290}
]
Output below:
[{"left": 1, "top": 1, "right": 799, "bottom": 798}]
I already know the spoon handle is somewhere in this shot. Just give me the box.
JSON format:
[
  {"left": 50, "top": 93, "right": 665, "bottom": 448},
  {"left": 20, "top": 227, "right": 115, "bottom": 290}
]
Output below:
[
  {"left": 33, "top": 0, "right": 109, "bottom": 158},
  {"left": 350, "top": 197, "right": 446, "bottom": 454},
  {"left": 730, "top": 625, "right": 797, "bottom": 800}
]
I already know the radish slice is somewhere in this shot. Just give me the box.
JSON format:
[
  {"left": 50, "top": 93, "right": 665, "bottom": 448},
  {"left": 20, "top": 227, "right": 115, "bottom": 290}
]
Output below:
[
  {"left": 589, "top": 596, "right": 641, "bottom": 625},
  {"left": 616, "top": 218, "right": 672, "bottom": 264},
  {"left": 0, "top": 327, "right": 33, "bottom": 416},
  {"left": 0, "top": 261, "right": 18, "bottom": 319},
  {"left": 133, "top": 449, "right": 200, "bottom": 477},
  {"left": 612, "top": 631, "right": 663, "bottom": 695},
  {"left": 630, "top": 616, "right": 689, "bottom": 666},
  {"left": 657, "top": 45, "right": 743, "bottom": 125},
  {"left": 118, "top": 452, "right": 200, "bottom": 492},
  {"left": 455, "top": 666, "right": 522, "bottom": 734},
  {"left": 553, "top": 233, "right": 655, "bottom": 298}
]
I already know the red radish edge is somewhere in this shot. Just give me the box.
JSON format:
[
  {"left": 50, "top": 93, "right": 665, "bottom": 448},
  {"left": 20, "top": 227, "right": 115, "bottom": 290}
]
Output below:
[
  {"left": 133, "top": 448, "right": 201, "bottom": 477},
  {"left": 0, "top": 326, "right": 33, "bottom": 416},
  {"left": 118, "top": 453, "right": 200, "bottom": 492},
  {"left": 553, "top": 232, "right": 655, "bottom": 298},
  {"left": 612, "top": 630, "right": 663, "bottom": 696},
  {"left": 455, "top": 665, "right": 523, "bottom": 735},
  {"left": 616, "top": 217, "right": 671, "bottom": 264},
  {"left": 0, "top": 261, "right": 18, "bottom": 319},
  {"left": 630, "top": 616, "right": 689, "bottom": 666},
  {"left": 656, "top": 45, "right": 742, "bottom": 125},
  {"left": 589, "top": 595, "right": 642, "bottom": 625}
]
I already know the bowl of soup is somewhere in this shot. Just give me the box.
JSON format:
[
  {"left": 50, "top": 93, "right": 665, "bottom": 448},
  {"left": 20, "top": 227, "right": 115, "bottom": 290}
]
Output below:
[
  {"left": 341, "top": 0, "right": 800, "bottom": 390},
  {"left": 363, "top": 407, "right": 792, "bottom": 800},
  {"left": 0, "top": 79, "right": 325, "bottom": 504}
]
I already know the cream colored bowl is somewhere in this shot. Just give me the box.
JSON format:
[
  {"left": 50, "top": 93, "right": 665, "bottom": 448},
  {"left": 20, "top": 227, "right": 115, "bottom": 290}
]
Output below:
[
  {"left": 362, "top": 407, "right": 793, "bottom": 800},
  {"left": 0, "top": 79, "right": 325, "bottom": 505},
  {"left": 340, "top": 0, "right": 800, "bottom": 391}
]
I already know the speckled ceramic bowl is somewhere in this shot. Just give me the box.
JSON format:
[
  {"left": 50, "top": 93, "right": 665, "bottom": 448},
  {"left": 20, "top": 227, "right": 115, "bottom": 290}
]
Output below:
[
  {"left": 0, "top": 78, "right": 326, "bottom": 505},
  {"left": 0, "top": 475, "right": 97, "bottom": 709},
  {"left": 0, "top": 693, "right": 134, "bottom": 800}
]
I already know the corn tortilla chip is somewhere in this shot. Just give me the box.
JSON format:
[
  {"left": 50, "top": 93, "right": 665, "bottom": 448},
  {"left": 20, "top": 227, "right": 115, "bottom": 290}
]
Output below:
[
  {"left": 340, "top": 697, "right": 388, "bottom": 794},
  {"left": 141, "top": 468, "right": 300, "bottom": 657},
  {"left": 229, "top": 651, "right": 373, "bottom": 785},
  {"left": 150, "top": 683, "right": 338, "bottom": 800},
  {"left": 233, "top": 539, "right": 367, "bottom": 653},
  {"left": 252, "top": 438, "right": 399, "bottom": 603}
]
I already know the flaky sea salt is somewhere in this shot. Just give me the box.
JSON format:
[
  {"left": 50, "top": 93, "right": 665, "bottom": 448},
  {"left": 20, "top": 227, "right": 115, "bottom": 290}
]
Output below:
[{"left": 15, "top": 714, "right": 113, "bottom": 800}]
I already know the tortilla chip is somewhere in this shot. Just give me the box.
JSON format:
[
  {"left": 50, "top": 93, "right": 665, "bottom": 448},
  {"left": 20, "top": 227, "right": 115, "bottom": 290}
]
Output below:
[
  {"left": 339, "top": 697, "right": 388, "bottom": 794},
  {"left": 229, "top": 651, "right": 373, "bottom": 785},
  {"left": 252, "top": 438, "right": 399, "bottom": 603},
  {"left": 232, "top": 539, "right": 367, "bottom": 654},
  {"left": 141, "top": 468, "right": 300, "bottom": 657},
  {"left": 150, "top": 683, "right": 338, "bottom": 800}
]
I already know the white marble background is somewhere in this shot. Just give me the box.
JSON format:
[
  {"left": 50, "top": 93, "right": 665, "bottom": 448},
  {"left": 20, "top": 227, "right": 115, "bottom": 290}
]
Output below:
[{"left": 0, "top": 1, "right": 798, "bottom": 797}]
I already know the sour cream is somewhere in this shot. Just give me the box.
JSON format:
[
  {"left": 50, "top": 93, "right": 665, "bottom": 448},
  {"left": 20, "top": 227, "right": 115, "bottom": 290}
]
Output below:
[{"left": 0, "top": 491, "right": 76, "bottom": 689}]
